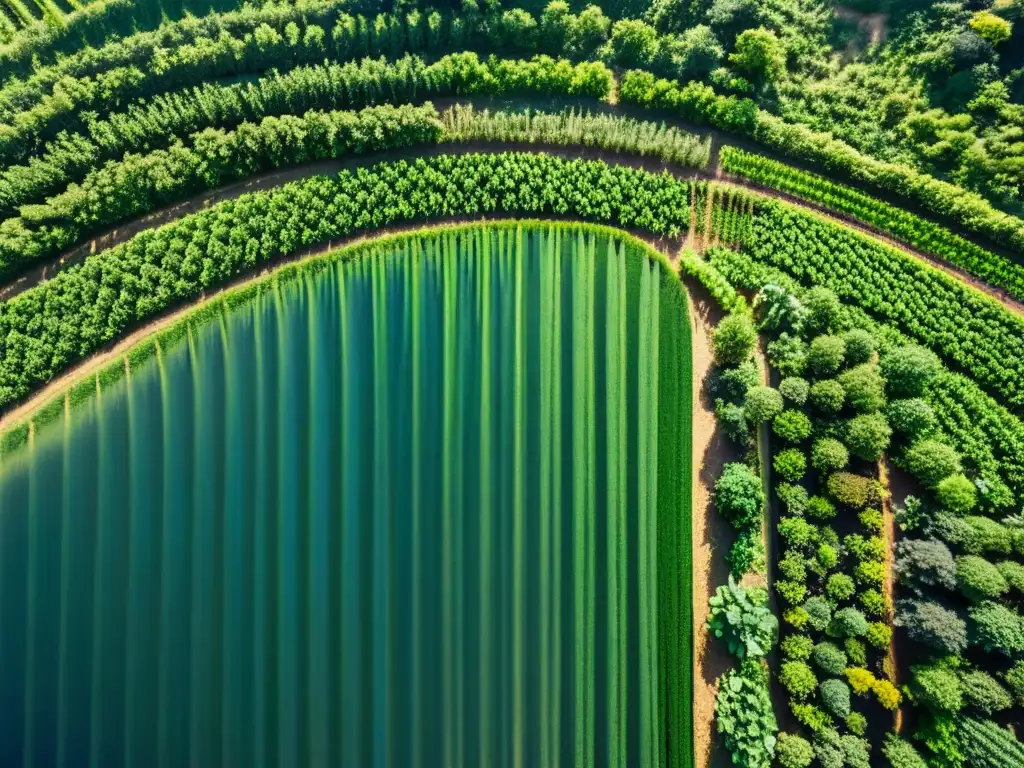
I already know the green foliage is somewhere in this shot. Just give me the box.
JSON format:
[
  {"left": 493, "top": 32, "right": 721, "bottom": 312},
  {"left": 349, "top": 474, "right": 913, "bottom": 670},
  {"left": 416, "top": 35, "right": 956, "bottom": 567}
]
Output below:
[
  {"left": 904, "top": 439, "right": 963, "bottom": 488},
  {"left": 811, "top": 642, "right": 846, "bottom": 676},
  {"left": 896, "top": 538, "right": 957, "bottom": 594},
  {"left": 707, "top": 577, "right": 778, "bottom": 659},
  {"left": 776, "top": 483, "right": 808, "bottom": 516},
  {"left": 778, "top": 377, "right": 809, "bottom": 405},
  {"left": 715, "top": 462, "right": 764, "bottom": 529},
  {"left": 715, "top": 659, "right": 778, "bottom": 768},
  {"left": 882, "top": 734, "right": 929, "bottom": 768},
  {"left": 996, "top": 560, "right": 1024, "bottom": 593},
  {"left": 844, "top": 638, "right": 867, "bottom": 667},
  {"left": 774, "top": 732, "right": 814, "bottom": 768},
  {"left": 826, "top": 573, "right": 855, "bottom": 602},
  {"left": 910, "top": 663, "right": 963, "bottom": 714},
  {"left": 781, "top": 634, "right": 814, "bottom": 662},
  {"left": 844, "top": 413, "right": 892, "bottom": 462},
  {"left": 969, "top": 602, "right": 1024, "bottom": 656},
  {"left": 895, "top": 599, "right": 968, "bottom": 655},
  {"left": 842, "top": 329, "right": 875, "bottom": 366},
  {"left": 858, "top": 589, "right": 886, "bottom": 619},
  {"left": 713, "top": 312, "right": 758, "bottom": 366},
  {"left": 779, "top": 516, "right": 817, "bottom": 551},
  {"left": 838, "top": 363, "right": 887, "bottom": 413},
  {"left": 828, "top": 607, "right": 868, "bottom": 638},
  {"left": 935, "top": 475, "right": 977, "bottom": 514},
  {"left": 845, "top": 712, "right": 867, "bottom": 736},
  {"left": 608, "top": 18, "right": 659, "bottom": 67},
  {"left": 969, "top": 11, "right": 1012, "bottom": 45},
  {"left": 960, "top": 717, "right": 1024, "bottom": 768},
  {"left": 804, "top": 287, "right": 843, "bottom": 336},
  {"left": 811, "top": 439, "right": 848, "bottom": 473},
  {"left": 959, "top": 670, "right": 1013, "bottom": 715},
  {"left": 779, "top": 660, "right": 817, "bottom": 701},
  {"left": 1003, "top": 661, "right": 1024, "bottom": 706},
  {"left": 808, "top": 379, "right": 846, "bottom": 414},
  {"left": 820, "top": 679, "right": 851, "bottom": 719},
  {"left": 803, "top": 596, "right": 832, "bottom": 632},
  {"left": 713, "top": 360, "right": 761, "bottom": 402},
  {"left": 887, "top": 398, "right": 937, "bottom": 440},
  {"left": 806, "top": 495, "right": 837, "bottom": 521},
  {"left": 956, "top": 556, "right": 1009, "bottom": 602},
  {"left": 729, "top": 27, "right": 786, "bottom": 84},
  {"left": 774, "top": 449, "right": 807, "bottom": 482},
  {"left": 745, "top": 385, "right": 784, "bottom": 424},
  {"left": 766, "top": 333, "right": 807, "bottom": 378},
  {"left": 826, "top": 472, "right": 882, "bottom": 509},
  {"left": 773, "top": 410, "right": 812, "bottom": 444},
  {"left": 807, "top": 335, "right": 846, "bottom": 378},
  {"left": 865, "top": 622, "right": 892, "bottom": 650}
]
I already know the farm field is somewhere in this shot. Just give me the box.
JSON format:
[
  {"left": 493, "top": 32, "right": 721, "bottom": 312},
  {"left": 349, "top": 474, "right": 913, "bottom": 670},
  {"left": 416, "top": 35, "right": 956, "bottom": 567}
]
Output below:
[
  {"left": 0, "top": 1, "right": 1022, "bottom": 767},
  {"left": 0, "top": 223, "right": 694, "bottom": 766}
]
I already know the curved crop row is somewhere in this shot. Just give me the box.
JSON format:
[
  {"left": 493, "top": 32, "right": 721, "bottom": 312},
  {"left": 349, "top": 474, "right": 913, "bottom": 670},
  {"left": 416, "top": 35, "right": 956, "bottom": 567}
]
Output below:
[
  {"left": 0, "top": 152, "right": 693, "bottom": 407},
  {"left": 720, "top": 146, "right": 1024, "bottom": 304},
  {"left": 0, "top": 52, "right": 610, "bottom": 219},
  {"left": 742, "top": 201, "right": 1024, "bottom": 413}
]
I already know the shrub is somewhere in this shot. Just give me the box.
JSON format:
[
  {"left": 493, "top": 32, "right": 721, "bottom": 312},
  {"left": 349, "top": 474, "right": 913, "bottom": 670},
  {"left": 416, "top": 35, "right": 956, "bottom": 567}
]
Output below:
[
  {"left": 774, "top": 449, "right": 807, "bottom": 482},
  {"left": 960, "top": 717, "right": 1024, "bottom": 768},
  {"left": 776, "top": 483, "right": 808, "bottom": 516},
  {"left": 816, "top": 543, "right": 838, "bottom": 571},
  {"left": 910, "top": 664, "right": 963, "bottom": 714},
  {"left": 855, "top": 560, "right": 885, "bottom": 588},
  {"left": 959, "top": 670, "right": 1013, "bottom": 715},
  {"left": 839, "top": 734, "right": 871, "bottom": 768},
  {"left": 776, "top": 580, "right": 807, "bottom": 605},
  {"left": 826, "top": 472, "right": 882, "bottom": 509},
  {"left": 715, "top": 400, "right": 749, "bottom": 444},
  {"left": 779, "top": 516, "right": 817, "bottom": 551},
  {"left": 873, "top": 678, "right": 902, "bottom": 710},
  {"left": 804, "top": 596, "right": 833, "bottom": 632},
  {"left": 791, "top": 702, "right": 833, "bottom": 733},
  {"left": 1004, "top": 661, "right": 1024, "bottom": 706},
  {"left": 858, "top": 508, "right": 883, "bottom": 533},
  {"left": 895, "top": 599, "right": 968, "bottom": 654},
  {"left": 903, "top": 439, "right": 962, "bottom": 488},
  {"left": 956, "top": 556, "right": 1009, "bottom": 602},
  {"left": 842, "top": 329, "right": 875, "bottom": 366},
  {"left": 880, "top": 345, "right": 942, "bottom": 398},
  {"left": 778, "top": 550, "right": 808, "bottom": 582},
  {"left": 839, "top": 364, "right": 887, "bottom": 413},
  {"left": 707, "top": 577, "right": 778, "bottom": 659},
  {"left": 809, "top": 380, "right": 845, "bottom": 414},
  {"left": 773, "top": 410, "right": 812, "bottom": 443},
  {"left": 845, "top": 667, "right": 876, "bottom": 695},
  {"left": 715, "top": 659, "right": 778, "bottom": 768},
  {"left": 713, "top": 312, "right": 757, "bottom": 366},
  {"left": 767, "top": 333, "right": 807, "bottom": 377},
  {"left": 820, "top": 679, "right": 851, "bottom": 718},
  {"left": 970, "top": 602, "right": 1024, "bottom": 655},
  {"left": 935, "top": 474, "right": 977, "bottom": 514},
  {"left": 779, "top": 377, "right": 809, "bottom": 405},
  {"left": 829, "top": 607, "right": 868, "bottom": 638},
  {"left": 844, "top": 638, "right": 867, "bottom": 667},
  {"left": 608, "top": 18, "right": 659, "bottom": 66},
  {"left": 712, "top": 360, "right": 760, "bottom": 402},
  {"left": 858, "top": 589, "right": 886, "bottom": 618},
  {"left": 806, "top": 495, "right": 837, "bottom": 521},
  {"left": 895, "top": 538, "right": 956, "bottom": 594},
  {"left": 780, "top": 661, "right": 818, "bottom": 701},
  {"left": 729, "top": 530, "right": 764, "bottom": 576},
  {"left": 811, "top": 642, "right": 847, "bottom": 676},
  {"left": 811, "top": 439, "right": 849, "bottom": 473},
  {"left": 826, "top": 574, "right": 855, "bottom": 602},
  {"left": 997, "top": 561, "right": 1024, "bottom": 593},
  {"left": 775, "top": 732, "right": 814, "bottom": 768},
  {"left": 844, "top": 413, "right": 892, "bottom": 461},
  {"left": 887, "top": 398, "right": 937, "bottom": 439},
  {"left": 715, "top": 463, "right": 764, "bottom": 528},
  {"left": 782, "top": 634, "right": 814, "bottom": 661},
  {"left": 845, "top": 712, "right": 867, "bottom": 736},
  {"left": 745, "top": 385, "right": 784, "bottom": 424},
  {"left": 866, "top": 622, "right": 892, "bottom": 650},
  {"left": 882, "top": 735, "right": 928, "bottom": 768},
  {"left": 965, "top": 516, "right": 1012, "bottom": 555},
  {"left": 784, "top": 607, "right": 810, "bottom": 631},
  {"left": 807, "top": 335, "right": 846, "bottom": 377}
]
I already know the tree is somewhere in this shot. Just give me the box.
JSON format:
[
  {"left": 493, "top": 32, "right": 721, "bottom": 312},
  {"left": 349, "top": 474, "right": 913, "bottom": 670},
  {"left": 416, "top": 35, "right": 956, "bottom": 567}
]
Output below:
[
  {"left": 820, "top": 679, "right": 851, "bottom": 718},
  {"left": 713, "top": 312, "right": 757, "bottom": 366},
  {"left": 807, "top": 495, "right": 837, "bottom": 521},
  {"left": 887, "top": 398, "right": 937, "bottom": 439},
  {"left": 827, "top": 573, "right": 856, "bottom": 601},
  {"left": 744, "top": 385, "right": 783, "bottom": 423},
  {"left": 959, "top": 670, "right": 1013, "bottom": 715},
  {"left": 895, "top": 538, "right": 957, "bottom": 594},
  {"left": 910, "top": 663, "right": 963, "bottom": 713},
  {"left": 807, "top": 335, "right": 846, "bottom": 377},
  {"left": 706, "top": 576, "right": 778, "bottom": 659},
  {"left": 808, "top": 379, "right": 844, "bottom": 415},
  {"left": 957, "top": 556, "right": 1009, "bottom": 602},
  {"left": 895, "top": 599, "right": 968, "bottom": 654},
  {"left": 497, "top": 9, "right": 537, "bottom": 52},
  {"left": 574, "top": 4, "right": 610, "bottom": 56},
  {"left": 672, "top": 24, "right": 723, "bottom": 78},
  {"left": 829, "top": 607, "right": 868, "bottom": 638},
  {"left": 767, "top": 333, "right": 807, "bottom": 377},
  {"left": 842, "top": 329, "right": 876, "bottom": 366},
  {"left": 811, "top": 438, "right": 848, "bottom": 472},
  {"left": 826, "top": 472, "right": 882, "bottom": 509},
  {"left": 970, "top": 602, "right": 1024, "bottom": 655},
  {"left": 729, "top": 27, "right": 786, "bottom": 84},
  {"left": 839, "top": 363, "right": 887, "bottom": 413},
  {"left": 811, "top": 642, "right": 847, "bottom": 676},
  {"left": 773, "top": 410, "right": 812, "bottom": 443},
  {"left": 539, "top": 1, "right": 573, "bottom": 52},
  {"left": 880, "top": 345, "right": 941, "bottom": 397},
  {"left": 936, "top": 474, "right": 977, "bottom": 514},
  {"left": 969, "top": 10, "right": 1012, "bottom": 45},
  {"left": 903, "top": 439, "right": 962, "bottom": 487},
  {"left": 1004, "top": 661, "right": 1024, "bottom": 706},
  {"left": 608, "top": 18, "right": 659, "bottom": 66},
  {"left": 882, "top": 734, "right": 929, "bottom": 768},
  {"left": 804, "top": 286, "right": 843, "bottom": 335},
  {"left": 804, "top": 596, "right": 833, "bottom": 632},
  {"left": 715, "top": 659, "right": 778, "bottom": 768},
  {"left": 779, "top": 376, "right": 809, "bottom": 405},
  {"left": 844, "top": 413, "right": 892, "bottom": 461},
  {"left": 780, "top": 660, "right": 818, "bottom": 700},
  {"left": 715, "top": 462, "right": 764, "bottom": 527},
  {"left": 997, "top": 560, "right": 1024, "bottom": 593},
  {"left": 774, "top": 448, "right": 807, "bottom": 482},
  {"left": 775, "top": 733, "right": 814, "bottom": 768},
  {"left": 712, "top": 359, "right": 760, "bottom": 402}
]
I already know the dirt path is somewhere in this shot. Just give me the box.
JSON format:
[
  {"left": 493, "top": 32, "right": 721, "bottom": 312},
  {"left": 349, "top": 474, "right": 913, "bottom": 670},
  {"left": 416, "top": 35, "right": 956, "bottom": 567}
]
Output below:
[{"left": 684, "top": 276, "right": 739, "bottom": 768}]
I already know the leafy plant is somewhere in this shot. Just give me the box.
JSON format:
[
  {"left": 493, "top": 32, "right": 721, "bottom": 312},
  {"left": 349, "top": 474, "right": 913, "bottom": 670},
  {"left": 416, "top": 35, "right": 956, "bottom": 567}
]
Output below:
[
  {"left": 707, "top": 577, "right": 778, "bottom": 659},
  {"left": 715, "top": 659, "right": 778, "bottom": 768}
]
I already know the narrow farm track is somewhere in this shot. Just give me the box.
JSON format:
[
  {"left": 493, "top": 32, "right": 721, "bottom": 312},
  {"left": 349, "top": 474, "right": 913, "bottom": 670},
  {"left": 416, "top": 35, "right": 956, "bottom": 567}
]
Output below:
[{"left": 2, "top": 138, "right": 1021, "bottom": 322}]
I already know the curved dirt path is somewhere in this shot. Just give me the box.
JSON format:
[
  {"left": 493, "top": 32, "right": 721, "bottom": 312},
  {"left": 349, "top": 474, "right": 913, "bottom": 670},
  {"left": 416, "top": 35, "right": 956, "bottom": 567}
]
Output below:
[{"left": 2, "top": 140, "right": 1021, "bottom": 321}]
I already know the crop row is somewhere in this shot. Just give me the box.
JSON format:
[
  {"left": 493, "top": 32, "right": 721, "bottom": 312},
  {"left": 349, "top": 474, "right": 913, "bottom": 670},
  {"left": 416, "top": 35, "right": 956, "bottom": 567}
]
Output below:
[
  {"left": 620, "top": 70, "right": 1024, "bottom": 255},
  {"left": 720, "top": 146, "right": 1024, "bottom": 304},
  {"left": 742, "top": 201, "right": 1024, "bottom": 414},
  {"left": 0, "top": 152, "right": 693, "bottom": 407},
  {"left": 0, "top": 52, "right": 611, "bottom": 220}
]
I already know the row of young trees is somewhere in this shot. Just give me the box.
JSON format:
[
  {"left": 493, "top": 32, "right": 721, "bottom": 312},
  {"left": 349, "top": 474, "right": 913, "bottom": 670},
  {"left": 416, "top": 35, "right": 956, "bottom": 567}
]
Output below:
[
  {"left": 719, "top": 146, "right": 1024, "bottom": 305},
  {"left": 743, "top": 201, "right": 1024, "bottom": 415},
  {"left": 0, "top": 52, "right": 612, "bottom": 220},
  {"left": 0, "top": 151, "right": 694, "bottom": 406}
]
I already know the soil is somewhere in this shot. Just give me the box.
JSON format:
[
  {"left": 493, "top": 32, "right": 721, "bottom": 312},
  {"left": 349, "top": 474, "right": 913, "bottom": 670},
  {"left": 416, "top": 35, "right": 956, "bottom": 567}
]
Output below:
[{"left": 684, "top": 275, "right": 742, "bottom": 768}]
